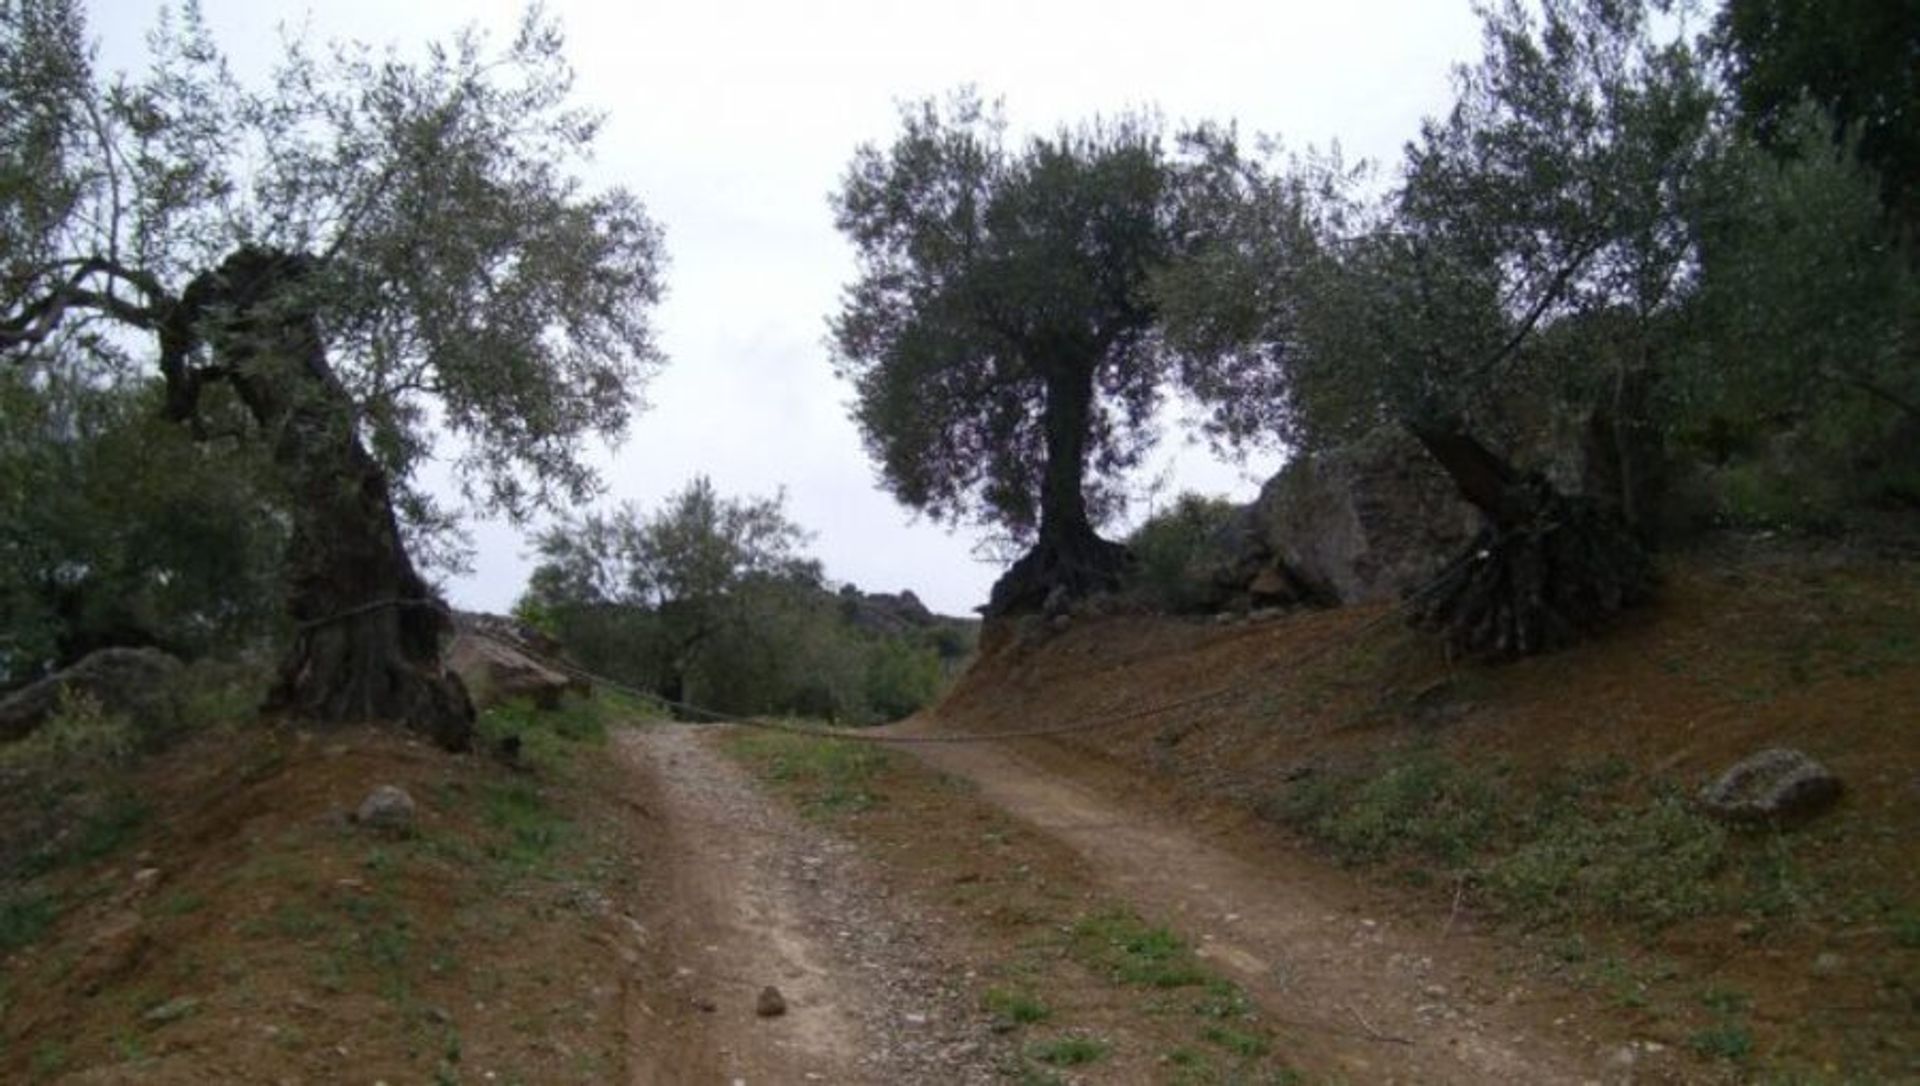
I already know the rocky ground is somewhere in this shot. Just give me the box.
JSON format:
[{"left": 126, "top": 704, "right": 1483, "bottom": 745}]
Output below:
[{"left": 615, "top": 725, "right": 1008, "bottom": 1084}]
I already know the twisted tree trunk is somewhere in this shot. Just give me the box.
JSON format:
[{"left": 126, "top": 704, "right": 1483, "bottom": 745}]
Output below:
[
  {"left": 1405, "top": 419, "right": 1654, "bottom": 660},
  {"left": 165, "top": 248, "right": 472, "bottom": 748},
  {"left": 986, "top": 362, "right": 1130, "bottom": 615}
]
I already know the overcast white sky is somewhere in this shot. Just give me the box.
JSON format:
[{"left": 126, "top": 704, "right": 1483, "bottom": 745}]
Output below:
[{"left": 92, "top": 0, "right": 1486, "bottom": 616}]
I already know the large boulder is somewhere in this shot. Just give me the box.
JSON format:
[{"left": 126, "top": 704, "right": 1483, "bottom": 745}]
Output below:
[
  {"left": 0, "top": 647, "right": 184, "bottom": 743},
  {"left": 446, "top": 631, "right": 575, "bottom": 711},
  {"left": 1246, "top": 428, "right": 1481, "bottom": 605}
]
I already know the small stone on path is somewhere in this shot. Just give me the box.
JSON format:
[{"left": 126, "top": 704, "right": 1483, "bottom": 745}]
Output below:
[
  {"left": 756, "top": 985, "right": 787, "bottom": 1017},
  {"left": 354, "top": 784, "right": 417, "bottom": 835}
]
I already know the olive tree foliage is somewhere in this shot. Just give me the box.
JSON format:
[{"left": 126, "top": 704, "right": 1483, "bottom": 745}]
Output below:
[
  {"left": 0, "top": 366, "right": 286, "bottom": 684},
  {"left": 522, "top": 480, "right": 956, "bottom": 723},
  {"left": 2, "top": 0, "right": 662, "bottom": 518},
  {"left": 1156, "top": 1, "right": 1723, "bottom": 658},
  {"left": 1169, "top": 1, "right": 1719, "bottom": 460},
  {"left": 1714, "top": 0, "right": 1920, "bottom": 230},
  {"left": 0, "top": 0, "right": 665, "bottom": 743},
  {"left": 830, "top": 92, "right": 1255, "bottom": 613},
  {"left": 524, "top": 478, "right": 819, "bottom": 706}
]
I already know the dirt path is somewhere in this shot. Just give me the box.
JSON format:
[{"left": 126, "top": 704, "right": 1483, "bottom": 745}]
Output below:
[
  {"left": 614, "top": 725, "right": 1006, "bottom": 1085},
  {"left": 897, "top": 731, "right": 1607, "bottom": 1085}
]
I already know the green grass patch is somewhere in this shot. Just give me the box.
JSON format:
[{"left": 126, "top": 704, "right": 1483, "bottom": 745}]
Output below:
[
  {"left": 1201, "top": 1024, "right": 1270, "bottom": 1058},
  {"left": 1480, "top": 793, "right": 1728, "bottom": 928},
  {"left": 1069, "top": 908, "right": 1211, "bottom": 989},
  {"left": 480, "top": 780, "right": 571, "bottom": 871},
  {"left": 983, "top": 986, "right": 1052, "bottom": 1024},
  {"left": 1277, "top": 747, "right": 1498, "bottom": 866},
  {"left": 1027, "top": 1035, "right": 1109, "bottom": 1066},
  {"left": 476, "top": 694, "right": 611, "bottom": 773},
  {"left": 1272, "top": 750, "right": 1753, "bottom": 930},
  {"left": 0, "top": 891, "right": 59, "bottom": 951},
  {"left": 1689, "top": 1022, "right": 1754, "bottom": 1063},
  {"left": 723, "top": 729, "right": 890, "bottom": 817}
]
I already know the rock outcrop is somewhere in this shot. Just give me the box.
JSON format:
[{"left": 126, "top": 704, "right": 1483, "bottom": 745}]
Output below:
[
  {"left": 447, "top": 615, "right": 579, "bottom": 710},
  {"left": 838, "top": 587, "right": 938, "bottom": 636},
  {"left": 1184, "top": 429, "right": 1481, "bottom": 612},
  {"left": 1248, "top": 428, "right": 1482, "bottom": 605},
  {"left": 0, "top": 647, "right": 184, "bottom": 743}
]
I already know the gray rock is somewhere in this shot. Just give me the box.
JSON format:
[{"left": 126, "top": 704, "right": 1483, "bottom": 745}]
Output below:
[
  {"left": 1699, "top": 748, "right": 1842, "bottom": 823},
  {"left": 0, "top": 647, "right": 184, "bottom": 743},
  {"left": 756, "top": 985, "right": 787, "bottom": 1017},
  {"left": 1246, "top": 428, "right": 1480, "bottom": 605},
  {"left": 354, "top": 785, "right": 417, "bottom": 836},
  {"left": 143, "top": 996, "right": 200, "bottom": 1024},
  {"left": 446, "top": 633, "right": 574, "bottom": 710}
]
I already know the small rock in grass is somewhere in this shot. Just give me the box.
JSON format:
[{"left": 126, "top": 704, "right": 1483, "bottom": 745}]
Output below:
[
  {"left": 354, "top": 785, "right": 417, "bottom": 836},
  {"left": 1698, "top": 748, "right": 1840, "bottom": 824},
  {"left": 144, "top": 996, "right": 200, "bottom": 1024},
  {"left": 756, "top": 985, "right": 787, "bottom": 1017}
]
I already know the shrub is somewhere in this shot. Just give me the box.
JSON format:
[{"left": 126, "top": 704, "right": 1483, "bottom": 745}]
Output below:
[{"left": 1125, "top": 493, "right": 1239, "bottom": 613}]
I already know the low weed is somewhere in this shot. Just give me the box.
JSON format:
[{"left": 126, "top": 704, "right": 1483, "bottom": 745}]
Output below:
[
  {"left": 983, "top": 987, "right": 1051, "bottom": 1025},
  {"left": 1482, "top": 793, "right": 1727, "bottom": 928},
  {"left": 0, "top": 891, "right": 59, "bottom": 951},
  {"left": 481, "top": 781, "right": 570, "bottom": 871},
  {"left": 1070, "top": 908, "right": 1210, "bottom": 989},
  {"left": 0, "top": 690, "right": 136, "bottom": 780},
  {"left": 1277, "top": 747, "right": 1497, "bottom": 866},
  {"left": 1027, "top": 1035, "right": 1110, "bottom": 1066},
  {"left": 724, "top": 730, "right": 890, "bottom": 817},
  {"left": 475, "top": 694, "right": 610, "bottom": 773},
  {"left": 1201, "top": 1024, "right": 1270, "bottom": 1058},
  {"left": 1690, "top": 1022, "right": 1754, "bottom": 1063},
  {"left": 1275, "top": 750, "right": 1742, "bottom": 930}
]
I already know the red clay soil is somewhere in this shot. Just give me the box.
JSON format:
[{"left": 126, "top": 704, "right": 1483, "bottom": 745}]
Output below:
[{"left": 0, "top": 724, "right": 655, "bottom": 1084}]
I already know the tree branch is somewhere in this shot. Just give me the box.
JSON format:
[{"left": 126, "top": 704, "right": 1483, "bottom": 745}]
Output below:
[{"left": 0, "top": 258, "right": 170, "bottom": 352}]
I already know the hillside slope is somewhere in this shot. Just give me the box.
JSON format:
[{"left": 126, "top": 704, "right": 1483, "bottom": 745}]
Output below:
[{"left": 922, "top": 536, "right": 1920, "bottom": 1081}]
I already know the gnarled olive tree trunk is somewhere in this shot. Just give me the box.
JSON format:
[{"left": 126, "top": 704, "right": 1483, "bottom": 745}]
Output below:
[
  {"left": 164, "top": 248, "right": 472, "bottom": 749},
  {"left": 1405, "top": 418, "right": 1654, "bottom": 660},
  {"left": 986, "top": 362, "right": 1130, "bottom": 615}
]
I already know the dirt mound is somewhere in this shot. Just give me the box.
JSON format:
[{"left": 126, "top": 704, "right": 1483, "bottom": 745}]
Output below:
[{"left": 0, "top": 717, "right": 656, "bottom": 1083}]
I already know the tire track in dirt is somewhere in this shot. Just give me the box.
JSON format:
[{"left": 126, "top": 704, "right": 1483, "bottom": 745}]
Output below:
[
  {"left": 895, "top": 729, "right": 1604, "bottom": 1085},
  {"left": 615, "top": 725, "right": 1004, "bottom": 1085}
]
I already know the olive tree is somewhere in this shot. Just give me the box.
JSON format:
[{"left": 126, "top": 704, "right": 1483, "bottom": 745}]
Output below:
[
  {"left": 830, "top": 92, "right": 1256, "bottom": 614},
  {"left": 1163, "top": 0, "right": 1717, "bottom": 657},
  {"left": 525, "top": 478, "right": 817, "bottom": 708},
  {"left": 0, "top": 1, "right": 665, "bottom": 746}
]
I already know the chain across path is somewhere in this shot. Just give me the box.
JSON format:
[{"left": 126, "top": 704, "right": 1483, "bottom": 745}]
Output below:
[
  {"left": 293, "top": 561, "right": 1462, "bottom": 745},
  {"left": 453, "top": 573, "right": 1454, "bottom": 746}
]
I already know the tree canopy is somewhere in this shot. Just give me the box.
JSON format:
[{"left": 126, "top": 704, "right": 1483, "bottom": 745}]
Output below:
[
  {"left": 0, "top": 0, "right": 667, "bottom": 743},
  {"left": 522, "top": 479, "right": 956, "bottom": 724},
  {"left": 1715, "top": 0, "right": 1920, "bottom": 228},
  {"left": 830, "top": 92, "right": 1247, "bottom": 612}
]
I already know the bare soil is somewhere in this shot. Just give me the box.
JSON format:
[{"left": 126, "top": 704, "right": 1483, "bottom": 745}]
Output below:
[{"left": 615, "top": 724, "right": 1007, "bottom": 1084}]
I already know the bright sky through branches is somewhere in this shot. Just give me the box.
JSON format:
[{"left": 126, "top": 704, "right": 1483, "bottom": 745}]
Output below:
[{"left": 90, "top": 0, "right": 1483, "bottom": 615}]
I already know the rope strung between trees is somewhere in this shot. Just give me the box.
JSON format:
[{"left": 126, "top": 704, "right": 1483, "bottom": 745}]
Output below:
[
  {"left": 289, "top": 561, "right": 1467, "bottom": 746},
  {"left": 467, "top": 570, "right": 1458, "bottom": 746}
]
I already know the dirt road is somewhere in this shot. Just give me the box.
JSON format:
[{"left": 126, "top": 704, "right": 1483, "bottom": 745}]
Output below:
[
  {"left": 615, "top": 725, "right": 1006, "bottom": 1084},
  {"left": 615, "top": 718, "right": 1627, "bottom": 1084},
  {"left": 897, "top": 731, "right": 1606, "bottom": 1085}
]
